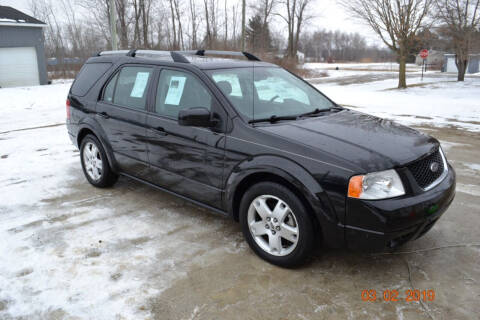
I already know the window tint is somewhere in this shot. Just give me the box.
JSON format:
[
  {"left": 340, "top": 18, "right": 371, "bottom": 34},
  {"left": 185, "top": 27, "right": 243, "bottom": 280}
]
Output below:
[
  {"left": 155, "top": 69, "right": 212, "bottom": 119},
  {"left": 71, "top": 63, "right": 112, "bottom": 96},
  {"left": 103, "top": 72, "right": 118, "bottom": 103},
  {"left": 112, "top": 66, "right": 153, "bottom": 110}
]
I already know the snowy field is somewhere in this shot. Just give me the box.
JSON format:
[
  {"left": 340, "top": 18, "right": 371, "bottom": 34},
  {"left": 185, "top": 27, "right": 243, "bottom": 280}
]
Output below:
[
  {"left": 0, "top": 65, "right": 479, "bottom": 319},
  {"left": 304, "top": 63, "right": 480, "bottom": 132}
]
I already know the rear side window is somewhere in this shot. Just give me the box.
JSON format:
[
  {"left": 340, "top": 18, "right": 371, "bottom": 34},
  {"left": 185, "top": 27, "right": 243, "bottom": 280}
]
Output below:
[
  {"left": 103, "top": 66, "right": 153, "bottom": 110},
  {"left": 71, "top": 63, "right": 112, "bottom": 96}
]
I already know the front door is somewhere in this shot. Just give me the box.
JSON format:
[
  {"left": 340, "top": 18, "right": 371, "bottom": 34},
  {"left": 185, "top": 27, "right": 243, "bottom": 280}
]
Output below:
[
  {"left": 145, "top": 68, "right": 226, "bottom": 208},
  {"left": 96, "top": 65, "right": 154, "bottom": 177}
]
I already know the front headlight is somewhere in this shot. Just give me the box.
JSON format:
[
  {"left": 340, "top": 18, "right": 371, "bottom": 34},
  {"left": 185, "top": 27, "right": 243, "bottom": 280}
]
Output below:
[{"left": 348, "top": 169, "right": 405, "bottom": 200}]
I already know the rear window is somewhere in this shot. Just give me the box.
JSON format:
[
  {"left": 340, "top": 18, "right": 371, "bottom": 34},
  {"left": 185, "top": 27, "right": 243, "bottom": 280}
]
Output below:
[{"left": 71, "top": 62, "right": 112, "bottom": 96}]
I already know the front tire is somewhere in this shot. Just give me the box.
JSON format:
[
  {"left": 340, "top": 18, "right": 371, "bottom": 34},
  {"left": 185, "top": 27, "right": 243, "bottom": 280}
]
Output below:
[
  {"left": 239, "top": 182, "right": 315, "bottom": 268},
  {"left": 80, "top": 134, "right": 118, "bottom": 188}
]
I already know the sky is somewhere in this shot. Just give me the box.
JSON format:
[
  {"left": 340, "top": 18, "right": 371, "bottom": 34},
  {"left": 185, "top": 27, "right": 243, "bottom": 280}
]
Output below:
[{"left": 0, "top": 0, "right": 380, "bottom": 46}]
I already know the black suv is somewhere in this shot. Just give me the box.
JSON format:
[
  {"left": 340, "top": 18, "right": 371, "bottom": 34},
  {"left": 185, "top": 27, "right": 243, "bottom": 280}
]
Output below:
[{"left": 66, "top": 50, "right": 456, "bottom": 267}]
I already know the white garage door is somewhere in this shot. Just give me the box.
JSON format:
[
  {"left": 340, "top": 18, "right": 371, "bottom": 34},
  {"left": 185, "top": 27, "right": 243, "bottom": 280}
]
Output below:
[{"left": 0, "top": 47, "right": 40, "bottom": 88}]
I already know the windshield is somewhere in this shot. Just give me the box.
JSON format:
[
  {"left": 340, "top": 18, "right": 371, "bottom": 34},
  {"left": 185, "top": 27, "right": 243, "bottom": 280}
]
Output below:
[{"left": 207, "top": 67, "right": 334, "bottom": 121}]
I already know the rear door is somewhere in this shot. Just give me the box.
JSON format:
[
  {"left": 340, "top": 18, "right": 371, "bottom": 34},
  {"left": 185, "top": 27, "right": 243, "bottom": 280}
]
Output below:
[
  {"left": 144, "top": 67, "right": 227, "bottom": 208},
  {"left": 96, "top": 65, "right": 154, "bottom": 177}
]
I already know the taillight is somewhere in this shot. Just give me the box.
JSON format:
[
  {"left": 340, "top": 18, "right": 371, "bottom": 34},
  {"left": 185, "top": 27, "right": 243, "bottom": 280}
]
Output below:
[{"left": 66, "top": 99, "right": 71, "bottom": 120}]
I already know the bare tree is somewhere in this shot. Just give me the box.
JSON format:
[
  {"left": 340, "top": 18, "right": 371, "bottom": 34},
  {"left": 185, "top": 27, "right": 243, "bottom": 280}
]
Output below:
[
  {"left": 176, "top": 0, "right": 186, "bottom": 49},
  {"left": 340, "top": 0, "right": 433, "bottom": 88},
  {"left": 140, "top": 0, "right": 153, "bottom": 48},
  {"left": 277, "top": 0, "right": 313, "bottom": 59},
  {"left": 241, "top": 0, "right": 246, "bottom": 51},
  {"left": 232, "top": 3, "right": 240, "bottom": 47},
  {"left": 188, "top": 0, "right": 199, "bottom": 48},
  {"left": 203, "top": 0, "right": 213, "bottom": 47},
  {"left": 224, "top": 0, "right": 228, "bottom": 48},
  {"left": 435, "top": 0, "right": 480, "bottom": 81},
  {"left": 115, "top": 0, "right": 130, "bottom": 49}
]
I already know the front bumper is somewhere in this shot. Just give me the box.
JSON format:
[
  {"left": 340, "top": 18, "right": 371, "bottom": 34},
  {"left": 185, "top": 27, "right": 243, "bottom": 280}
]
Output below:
[{"left": 345, "top": 164, "right": 456, "bottom": 251}]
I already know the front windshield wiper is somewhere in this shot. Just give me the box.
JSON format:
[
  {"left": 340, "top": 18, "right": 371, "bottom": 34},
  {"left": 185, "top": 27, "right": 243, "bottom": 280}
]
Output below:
[
  {"left": 297, "top": 106, "right": 344, "bottom": 118},
  {"left": 248, "top": 115, "right": 297, "bottom": 124},
  {"left": 248, "top": 106, "right": 344, "bottom": 124}
]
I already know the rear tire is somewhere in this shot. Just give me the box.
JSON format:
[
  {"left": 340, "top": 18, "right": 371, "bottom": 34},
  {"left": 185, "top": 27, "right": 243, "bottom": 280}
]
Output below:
[
  {"left": 239, "top": 182, "right": 315, "bottom": 268},
  {"left": 80, "top": 134, "right": 118, "bottom": 188}
]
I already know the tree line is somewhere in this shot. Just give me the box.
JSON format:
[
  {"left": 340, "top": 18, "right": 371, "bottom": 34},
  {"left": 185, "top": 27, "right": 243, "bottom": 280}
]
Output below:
[
  {"left": 29, "top": 0, "right": 479, "bottom": 86},
  {"left": 29, "top": 0, "right": 393, "bottom": 75}
]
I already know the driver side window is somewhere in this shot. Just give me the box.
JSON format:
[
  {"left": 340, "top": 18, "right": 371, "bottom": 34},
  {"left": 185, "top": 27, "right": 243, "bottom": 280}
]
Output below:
[{"left": 155, "top": 69, "right": 212, "bottom": 119}]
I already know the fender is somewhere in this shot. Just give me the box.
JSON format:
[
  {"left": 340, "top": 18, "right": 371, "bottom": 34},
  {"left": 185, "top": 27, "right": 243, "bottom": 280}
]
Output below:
[
  {"left": 224, "top": 155, "right": 344, "bottom": 247},
  {"left": 77, "top": 117, "right": 119, "bottom": 173}
]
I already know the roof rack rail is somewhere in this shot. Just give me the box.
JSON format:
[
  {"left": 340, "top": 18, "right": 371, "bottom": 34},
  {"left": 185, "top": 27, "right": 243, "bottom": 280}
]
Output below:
[
  {"left": 96, "top": 50, "right": 130, "bottom": 56},
  {"left": 97, "top": 49, "right": 189, "bottom": 63},
  {"left": 95, "top": 49, "right": 260, "bottom": 62},
  {"left": 182, "top": 50, "right": 261, "bottom": 61}
]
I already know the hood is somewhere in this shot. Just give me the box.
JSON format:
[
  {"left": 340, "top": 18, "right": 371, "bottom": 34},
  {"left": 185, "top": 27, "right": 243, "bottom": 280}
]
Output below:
[{"left": 258, "top": 109, "right": 438, "bottom": 173}]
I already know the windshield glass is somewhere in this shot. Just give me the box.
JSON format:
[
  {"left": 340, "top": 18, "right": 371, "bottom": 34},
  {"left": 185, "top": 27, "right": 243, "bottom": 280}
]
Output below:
[{"left": 207, "top": 67, "right": 334, "bottom": 120}]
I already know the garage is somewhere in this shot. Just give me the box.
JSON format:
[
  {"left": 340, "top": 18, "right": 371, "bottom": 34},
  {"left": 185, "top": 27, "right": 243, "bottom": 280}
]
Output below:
[{"left": 0, "top": 6, "right": 47, "bottom": 88}]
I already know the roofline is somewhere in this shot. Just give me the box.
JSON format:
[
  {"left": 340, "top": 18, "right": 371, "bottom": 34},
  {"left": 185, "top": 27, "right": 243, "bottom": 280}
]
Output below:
[{"left": 0, "top": 22, "right": 46, "bottom": 28}]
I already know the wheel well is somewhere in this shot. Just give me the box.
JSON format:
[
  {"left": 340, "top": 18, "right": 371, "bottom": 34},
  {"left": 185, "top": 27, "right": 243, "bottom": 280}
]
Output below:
[
  {"left": 232, "top": 172, "right": 318, "bottom": 229},
  {"left": 77, "top": 128, "right": 95, "bottom": 147}
]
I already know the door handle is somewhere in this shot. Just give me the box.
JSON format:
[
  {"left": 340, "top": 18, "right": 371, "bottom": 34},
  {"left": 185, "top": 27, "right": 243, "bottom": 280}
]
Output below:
[
  {"left": 99, "top": 112, "right": 110, "bottom": 119},
  {"left": 150, "top": 126, "right": 167, "bottom": 136}
]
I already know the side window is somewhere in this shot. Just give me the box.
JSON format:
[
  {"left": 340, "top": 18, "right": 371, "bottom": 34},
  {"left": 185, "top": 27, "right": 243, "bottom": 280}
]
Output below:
[
  {"left": 211, "top": 73, "right": 243, "bottom": 97},
  {"left": 107, "top": 66, "right": 153, "bottom": 110},
  {"left": 155, "top": 69, "right": 212, "bottom": 119},
  {"left": 103, "top": 72, "right": 118, "bottom": 103}
]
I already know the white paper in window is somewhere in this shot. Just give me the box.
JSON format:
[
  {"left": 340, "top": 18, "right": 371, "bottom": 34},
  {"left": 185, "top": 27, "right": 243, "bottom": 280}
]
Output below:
[
  {"left": 130, "top": 72, "right": 150, "bottom": 98},
  {"left": 164, "top": 76, "right": 186, "bottom": 105}
]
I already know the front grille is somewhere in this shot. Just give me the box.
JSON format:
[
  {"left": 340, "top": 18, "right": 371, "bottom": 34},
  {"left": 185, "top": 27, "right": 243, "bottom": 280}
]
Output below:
[{"left": 407, "top": 149, "right": 445, "bottom": 189}]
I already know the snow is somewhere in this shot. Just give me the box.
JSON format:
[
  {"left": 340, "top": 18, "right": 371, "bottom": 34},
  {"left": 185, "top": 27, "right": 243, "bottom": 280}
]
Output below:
[
  {"left": 305, "top": 64, "right": 480, "bottom": 132},
  {"left": 0, "top": 81, "right": 72, "bottom": 133},
  {"left": 0, "top": 123, "right": 240, "bottom": 318}
]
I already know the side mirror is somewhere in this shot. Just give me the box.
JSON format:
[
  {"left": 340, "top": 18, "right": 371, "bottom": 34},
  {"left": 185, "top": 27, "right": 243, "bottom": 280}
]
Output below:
[{"left": 178, "top": 107, "right": 217, "bottom": 127}]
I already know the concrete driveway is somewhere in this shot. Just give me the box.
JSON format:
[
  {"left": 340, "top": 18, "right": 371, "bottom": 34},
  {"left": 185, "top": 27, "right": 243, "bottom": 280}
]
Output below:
[{"left": 0, "top": 121, "right": 479, "bottom": 320}]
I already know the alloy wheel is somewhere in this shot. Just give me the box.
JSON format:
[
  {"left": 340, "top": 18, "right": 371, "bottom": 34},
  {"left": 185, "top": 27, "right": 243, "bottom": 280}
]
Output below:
[
  {"left": 83, "top": 142, "right": 103, "bottom": 181},
  {"left": 247, "top": 195, "right": 299, "bottom": 256}
]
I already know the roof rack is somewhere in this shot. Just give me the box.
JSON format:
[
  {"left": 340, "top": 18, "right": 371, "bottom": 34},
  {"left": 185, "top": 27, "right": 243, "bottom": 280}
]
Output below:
[
  {"left": 181, "top": 50, "right": 261, "bottom": 61},
  {"left": 95, "top": 49, "right": 261, "bottom": 63}
]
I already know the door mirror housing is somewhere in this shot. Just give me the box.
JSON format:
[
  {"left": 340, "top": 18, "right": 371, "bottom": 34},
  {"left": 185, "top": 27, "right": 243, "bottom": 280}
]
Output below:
[{"left": 178, "top": 107, "right": 217, "bottom": 127}]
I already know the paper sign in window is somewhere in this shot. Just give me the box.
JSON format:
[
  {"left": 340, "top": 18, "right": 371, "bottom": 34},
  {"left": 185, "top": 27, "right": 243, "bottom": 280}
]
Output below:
[
  {"left": 130, "top": 72, "right": 150, "bottom": 98},
  {"left": 164, "top": 76, "right": 186, "bottom": 105}
]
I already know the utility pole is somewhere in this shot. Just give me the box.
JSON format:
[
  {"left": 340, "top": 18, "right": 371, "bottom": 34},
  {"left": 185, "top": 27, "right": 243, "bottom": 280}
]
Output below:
[
  {"left": 241, "top": 0, "right": 246, "bottom": 51},
  {"left": 110, "top": 0, "right": 118, "bottom": 50}
]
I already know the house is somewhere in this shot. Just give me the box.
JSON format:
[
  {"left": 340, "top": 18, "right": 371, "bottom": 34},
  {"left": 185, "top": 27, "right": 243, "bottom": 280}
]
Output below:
[
  {"left": 0, "top": 6, "right": 48, "bottom": 88},
  {"left": 442, "top": 53, "right": 480, "bottom": 74}
]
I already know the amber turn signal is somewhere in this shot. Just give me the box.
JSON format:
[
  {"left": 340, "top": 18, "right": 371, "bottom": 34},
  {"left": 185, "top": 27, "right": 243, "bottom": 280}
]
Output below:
[{"left": 348, "top": 175, "right": 364, "bottom": 198}]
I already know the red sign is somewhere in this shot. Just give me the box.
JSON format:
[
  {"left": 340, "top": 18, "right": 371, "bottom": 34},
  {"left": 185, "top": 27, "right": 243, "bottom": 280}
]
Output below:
[{"left": 420, "top": 49, "right": 429, "bottom": 59}]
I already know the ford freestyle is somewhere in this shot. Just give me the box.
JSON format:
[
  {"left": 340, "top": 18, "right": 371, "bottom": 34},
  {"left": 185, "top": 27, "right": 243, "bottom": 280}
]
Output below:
[{"left": 66, "top": 50, "right": 456, "bottom": 267}]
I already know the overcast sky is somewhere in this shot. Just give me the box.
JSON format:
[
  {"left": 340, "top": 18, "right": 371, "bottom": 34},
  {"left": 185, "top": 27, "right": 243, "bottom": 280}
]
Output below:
[{"left": 0, "top": 0, "right": 381, "bottom": 46}]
